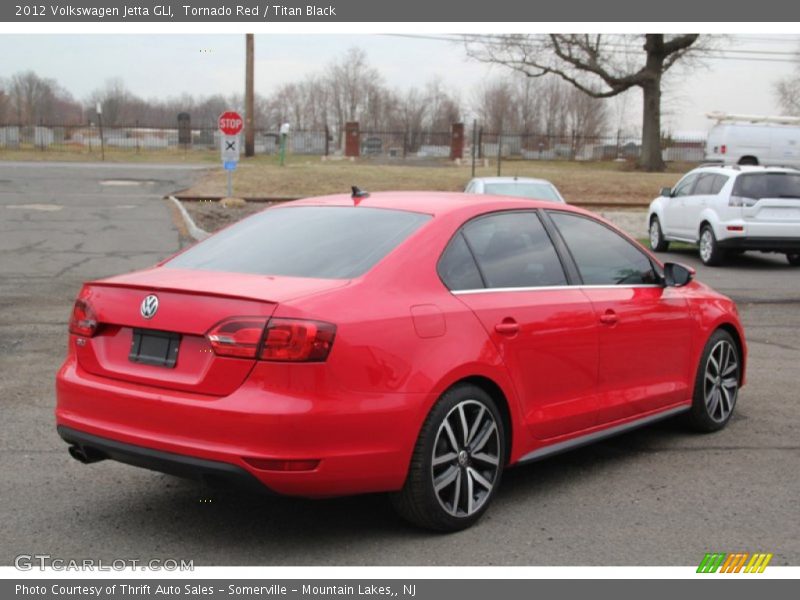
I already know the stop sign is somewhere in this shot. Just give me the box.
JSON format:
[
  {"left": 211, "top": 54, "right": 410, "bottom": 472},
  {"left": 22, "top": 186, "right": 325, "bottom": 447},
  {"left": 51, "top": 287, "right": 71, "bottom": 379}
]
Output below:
[{"left": 218, "top": 111, "right": 243, "bottom": 136}]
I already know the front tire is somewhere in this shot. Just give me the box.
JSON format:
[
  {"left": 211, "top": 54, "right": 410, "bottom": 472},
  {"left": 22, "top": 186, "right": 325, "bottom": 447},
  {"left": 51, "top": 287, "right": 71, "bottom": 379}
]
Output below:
[
  {"left": 787, "top": 253, "right": 800, "bottom": 266},
  {"left": 687, "top": 329, "right": 741, "bottom": 432},
  {"left": 391, "top": 384, "right": 505, "bottom": 531},
  {"left": 699, "top": 225, "right": 726, "bottom": 266},
  {"left": 649, "top": 216, "right": 670, "bottom": 252}
]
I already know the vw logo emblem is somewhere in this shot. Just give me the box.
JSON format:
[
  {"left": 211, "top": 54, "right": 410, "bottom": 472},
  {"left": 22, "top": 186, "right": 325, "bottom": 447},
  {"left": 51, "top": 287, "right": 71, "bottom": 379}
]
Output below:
[{"left": 140, "top": 295, "right": 159, "bottom": 319}]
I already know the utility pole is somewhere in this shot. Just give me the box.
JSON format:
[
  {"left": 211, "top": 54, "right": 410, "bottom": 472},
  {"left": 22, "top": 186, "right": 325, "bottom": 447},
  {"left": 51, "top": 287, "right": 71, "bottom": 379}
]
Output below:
[{"left": 244, "top": 33, "right": 255, "bottom": 157}]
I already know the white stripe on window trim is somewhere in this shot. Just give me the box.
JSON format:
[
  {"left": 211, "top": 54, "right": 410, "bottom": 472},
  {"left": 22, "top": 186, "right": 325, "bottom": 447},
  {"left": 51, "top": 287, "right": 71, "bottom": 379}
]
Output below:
[{"left": 451, "top": 284, "right": 663, "bottom": 295}]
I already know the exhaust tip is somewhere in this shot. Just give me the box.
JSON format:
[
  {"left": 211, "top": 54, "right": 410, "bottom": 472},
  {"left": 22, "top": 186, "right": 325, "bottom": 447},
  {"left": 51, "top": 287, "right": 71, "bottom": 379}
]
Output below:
[{"left": 68, "top": 445, "right": 106, "bottom": 464}]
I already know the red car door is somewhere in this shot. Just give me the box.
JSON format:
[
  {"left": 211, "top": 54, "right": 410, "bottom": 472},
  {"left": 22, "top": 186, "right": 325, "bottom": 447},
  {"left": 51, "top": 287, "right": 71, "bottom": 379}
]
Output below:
[
  {"left": 547, "top": 211, "right": 695, "bottom": 423},
  {"left": 438, "top": 211, "right": 600, "bottom": 440}
]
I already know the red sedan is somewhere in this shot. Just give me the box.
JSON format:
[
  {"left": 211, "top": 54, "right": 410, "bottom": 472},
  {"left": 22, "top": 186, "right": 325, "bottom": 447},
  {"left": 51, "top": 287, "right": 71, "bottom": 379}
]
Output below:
[{"left": 56, "top": 192, "right": 746, "bottom": 531}]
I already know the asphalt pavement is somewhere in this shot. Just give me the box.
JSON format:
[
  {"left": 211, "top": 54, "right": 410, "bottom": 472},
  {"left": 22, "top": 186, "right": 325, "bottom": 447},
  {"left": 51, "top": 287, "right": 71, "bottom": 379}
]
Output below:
[{"left": 0, "top": 162, "right": 797, "bottom": 567}]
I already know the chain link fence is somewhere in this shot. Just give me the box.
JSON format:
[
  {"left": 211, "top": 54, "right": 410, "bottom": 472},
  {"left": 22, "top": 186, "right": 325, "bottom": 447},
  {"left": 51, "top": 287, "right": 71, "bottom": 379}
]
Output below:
[{"left": 0, "top": 122, "right": 707, "bottom": 163}]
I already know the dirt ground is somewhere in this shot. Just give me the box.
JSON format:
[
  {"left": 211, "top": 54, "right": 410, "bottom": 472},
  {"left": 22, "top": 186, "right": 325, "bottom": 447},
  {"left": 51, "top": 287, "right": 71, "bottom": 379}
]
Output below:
[
  {"left": 183, "top": 200, "right": 273, "bottom": 232},
  {"left": 178, "top": 157, "right": 691, "bottom": 206}
]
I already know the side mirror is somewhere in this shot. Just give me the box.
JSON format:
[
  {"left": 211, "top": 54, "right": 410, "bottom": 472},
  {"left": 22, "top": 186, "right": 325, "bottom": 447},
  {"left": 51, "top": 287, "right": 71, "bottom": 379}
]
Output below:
[
  {"left": 664, "top": 262, "right": 695, "bottom": 287},
  {"left": 660, "top": 187, "right": 672, "bottom": 198}
]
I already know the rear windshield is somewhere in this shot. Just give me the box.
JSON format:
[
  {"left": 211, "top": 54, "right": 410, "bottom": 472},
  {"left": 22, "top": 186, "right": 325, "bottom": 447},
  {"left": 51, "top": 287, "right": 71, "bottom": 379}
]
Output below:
[
  {"left": 732, "top": 173, "right": 800, "bottom": 200},
  {"left": 166, "top": 206, "right": 431, "bottom": 278},
  {"left": 483, "top": 182, "right": 561, "bottom": 202}
]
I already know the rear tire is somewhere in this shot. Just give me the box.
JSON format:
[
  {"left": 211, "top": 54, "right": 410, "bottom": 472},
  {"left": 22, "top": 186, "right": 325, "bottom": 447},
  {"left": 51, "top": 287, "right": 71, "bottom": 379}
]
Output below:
[
  {"left": 787, "top": 253, "right": 800, "bottom": 266},
  {"left": 391, "top": 384, "right": 505, "bottom": 532},
  {"left": 686, "top": 329, "right": 741, "bottom": 433},
  {"left": 649, "top": 217, "right": 670, "bottom": 252},
  {"left": 738, "top": 156, "right": 758, "bottom": 166},
  {"left": 699, "top": 225, "right": 726, "bottom": 266}
]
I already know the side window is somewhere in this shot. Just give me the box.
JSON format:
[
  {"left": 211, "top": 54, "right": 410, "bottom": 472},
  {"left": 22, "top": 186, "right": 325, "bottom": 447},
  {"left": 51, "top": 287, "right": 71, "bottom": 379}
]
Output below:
[
  {"left": 549, "top": 212, "right": 658, "bottom": 285},
  {"left": 461, "top": 212, "right": 567, "bottom": 289},
  {"left": 693, "top": 173, "right": 716, "bottom": 195},
  {"left": 711, "top": 174, "right": 729, "bottom": 195},
  {"left": 672, "top": 173, "right": 699, "bottom": 197},
  {"left": 438, "top": 233, "right": 484, "bottom": 291}
]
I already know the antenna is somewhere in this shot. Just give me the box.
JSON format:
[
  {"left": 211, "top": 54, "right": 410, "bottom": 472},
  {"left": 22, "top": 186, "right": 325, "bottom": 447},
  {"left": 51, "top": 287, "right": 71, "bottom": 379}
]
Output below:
[{"left": 351, "top": 186, "right": 370, "bottom": 199}]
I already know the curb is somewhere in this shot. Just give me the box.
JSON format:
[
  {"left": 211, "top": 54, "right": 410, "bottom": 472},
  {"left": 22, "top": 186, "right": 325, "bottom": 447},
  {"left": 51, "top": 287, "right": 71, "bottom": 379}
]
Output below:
[{"left": 168, "top": 196, "right": 210, "bottom": 241}]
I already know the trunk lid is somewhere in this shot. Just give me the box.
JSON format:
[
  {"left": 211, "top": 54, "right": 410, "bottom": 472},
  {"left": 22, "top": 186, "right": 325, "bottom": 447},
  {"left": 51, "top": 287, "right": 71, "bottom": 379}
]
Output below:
[
  {"left": 742, "top": 197, "right": 800, "bottom": 223},
  {"left": 75, "top": 268, "right": 348, "bottom": 396}
]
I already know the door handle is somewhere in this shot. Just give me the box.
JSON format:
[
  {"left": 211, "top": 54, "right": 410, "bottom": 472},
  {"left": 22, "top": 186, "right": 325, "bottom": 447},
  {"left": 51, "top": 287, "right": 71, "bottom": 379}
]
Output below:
[
  {"left": 599, "top": 310, "right": 619, "bottom": 325},
  {"left": 494, "top": 319, "right": 520, "bottom": 336}
]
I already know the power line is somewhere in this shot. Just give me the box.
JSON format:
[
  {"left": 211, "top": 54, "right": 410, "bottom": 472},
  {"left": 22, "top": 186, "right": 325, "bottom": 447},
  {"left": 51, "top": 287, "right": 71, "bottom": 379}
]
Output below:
[{"left": 382, "top": 33, "right": 800, "bottom": 64}]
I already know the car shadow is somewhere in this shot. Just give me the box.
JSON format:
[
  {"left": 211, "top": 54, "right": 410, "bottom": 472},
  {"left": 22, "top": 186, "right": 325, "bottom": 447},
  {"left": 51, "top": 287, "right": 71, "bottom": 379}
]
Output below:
[
  {"left": 662, "top": 247, "right": 793, "bottom": 271},
  {"left": 72, "top": 415, "right": 708, "bottom": 560}
]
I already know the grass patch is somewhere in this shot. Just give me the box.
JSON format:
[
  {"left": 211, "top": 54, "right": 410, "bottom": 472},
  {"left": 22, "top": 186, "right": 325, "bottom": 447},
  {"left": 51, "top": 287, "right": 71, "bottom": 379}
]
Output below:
[
  {"left": 636, "top": 238, "right": 698, "bottom": 251},
  {"left": 0, "top": 147, "right": 694, "bottom": 206},
  {"left": 181, "top": 156, "right": 685, "bottom": 206}
]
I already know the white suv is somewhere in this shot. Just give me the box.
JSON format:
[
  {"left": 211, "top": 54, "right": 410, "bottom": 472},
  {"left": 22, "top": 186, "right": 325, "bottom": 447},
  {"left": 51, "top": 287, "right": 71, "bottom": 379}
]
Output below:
[{"left": 648, "top": 165, "right": 800, "bottom": 266}]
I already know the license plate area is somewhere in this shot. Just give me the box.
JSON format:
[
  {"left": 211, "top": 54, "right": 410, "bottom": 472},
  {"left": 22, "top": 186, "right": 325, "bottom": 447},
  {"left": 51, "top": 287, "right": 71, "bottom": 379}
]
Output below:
[{"left": 129, "top": 329, "right": 181, "bottom": 368}]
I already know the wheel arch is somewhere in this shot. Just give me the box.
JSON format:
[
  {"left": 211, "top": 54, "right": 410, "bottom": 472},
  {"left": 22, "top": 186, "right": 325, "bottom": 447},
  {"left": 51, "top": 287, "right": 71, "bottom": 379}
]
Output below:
[
  {"left": 698, "top": 215, "right": 720, "bottom": 242},
  {"left": 457, "top": 375, "right": 514, "bottom": 465},
  {"left": 715, "top": 322, "right": 747, "bottom": 385}
]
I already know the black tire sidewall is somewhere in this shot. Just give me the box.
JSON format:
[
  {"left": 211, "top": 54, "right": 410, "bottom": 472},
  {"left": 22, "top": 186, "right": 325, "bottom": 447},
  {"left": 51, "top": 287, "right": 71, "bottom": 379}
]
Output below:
[
  {"left": 650, "top": 217, "right": 668, "bottom": 252},
  {"left": 400, "top": 384, "right": 506, "bottom": 531},
  {"left": 700, "top": 225, "right": 725, "bottom": 266},
  {"left": 689, "top": 329, "right": 740, "bottom": 432}
]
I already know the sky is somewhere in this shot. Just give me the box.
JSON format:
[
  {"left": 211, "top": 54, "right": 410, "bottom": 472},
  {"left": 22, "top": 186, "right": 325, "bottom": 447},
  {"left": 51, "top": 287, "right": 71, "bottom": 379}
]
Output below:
[{"left": 1, "top": 33, "right": 798, "bottom": 134}]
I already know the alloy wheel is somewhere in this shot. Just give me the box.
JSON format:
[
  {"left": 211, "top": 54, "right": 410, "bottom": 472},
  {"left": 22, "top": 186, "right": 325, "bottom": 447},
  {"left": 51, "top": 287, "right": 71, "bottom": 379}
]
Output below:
[
  {"left": 431, "top": 400, "right": 500, "bottom": 518},
  {"left": 699, "top": 230, "right": 714, "bottom": 263},
  {"left": 649, "top": 221, "right": 660, "bottom": 249},
  {"left": 703, "top": 340, "right": 739, "bottom": 423}
]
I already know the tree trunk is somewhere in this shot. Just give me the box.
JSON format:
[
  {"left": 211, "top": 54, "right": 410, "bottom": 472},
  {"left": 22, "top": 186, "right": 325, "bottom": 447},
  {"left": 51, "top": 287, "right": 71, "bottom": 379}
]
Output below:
[
  {"left": 639, "top": 77, "right": 664, "bottom": 171},
  {"left": 638, "top": 35, "right": 666, "bottom": 171}
]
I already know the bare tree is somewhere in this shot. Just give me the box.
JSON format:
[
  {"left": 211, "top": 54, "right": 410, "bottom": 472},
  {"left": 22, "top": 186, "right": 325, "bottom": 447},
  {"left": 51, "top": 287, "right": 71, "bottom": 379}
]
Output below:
[
  {"left": 473, "top": 78, "right": 516, "bottom": 132},
  {"left": 424, "top": 78, "right": 461, "bottom": 131},
  {"left": 775, "top": 48, "right": 800, "bottom": 115},
  {"left": 0, "top": 80, "right": 10, "bottom": 123},
  {"left": 327, "top": 47, "right": 381, "bottom": 145},
  {"left": 88, "top": 78, "right": 139, "bottom": 125},
  {"left": 9, "top": 71, "right": 57, "bottom": 124},
  {"left": 466, "top": 34, "right": 706, "bottom": 170}
]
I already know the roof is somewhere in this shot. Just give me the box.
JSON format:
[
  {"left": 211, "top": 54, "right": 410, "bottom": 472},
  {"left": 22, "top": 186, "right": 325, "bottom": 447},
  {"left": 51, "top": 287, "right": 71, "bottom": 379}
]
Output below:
[
  {"left": 469, "top": 176, "right": 556, "bottom": 185},
  {"left": 284, "top": 191, "right": 577, "bottom": 218},
  {"left": 694, "top": 164, "right": 800, "bottom": 176}
]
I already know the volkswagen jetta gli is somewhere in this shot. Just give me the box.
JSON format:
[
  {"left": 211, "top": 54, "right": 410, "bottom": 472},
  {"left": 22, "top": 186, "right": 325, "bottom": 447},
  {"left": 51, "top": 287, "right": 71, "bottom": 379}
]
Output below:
[{"left": 56, "top": 192, "right": 746, "bottom": 531}]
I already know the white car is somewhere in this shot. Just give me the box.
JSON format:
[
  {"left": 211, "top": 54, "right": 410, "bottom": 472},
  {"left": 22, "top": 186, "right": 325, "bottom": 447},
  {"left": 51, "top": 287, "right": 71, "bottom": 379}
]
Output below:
[
  {"left": 464, "top": 177, "right": 566, "bottom": 203},
  {"left": 648, "top": 165, "right": 800, "bottom": 266}
]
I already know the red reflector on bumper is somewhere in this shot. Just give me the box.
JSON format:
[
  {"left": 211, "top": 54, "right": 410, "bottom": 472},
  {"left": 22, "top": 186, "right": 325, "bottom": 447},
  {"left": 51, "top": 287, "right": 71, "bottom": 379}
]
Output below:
[
  {"left": 243, "top": 457, "right": 321, "bottom": 472},
  {"left": 727, "top": 225, "right": 744, "bottom": 231}
]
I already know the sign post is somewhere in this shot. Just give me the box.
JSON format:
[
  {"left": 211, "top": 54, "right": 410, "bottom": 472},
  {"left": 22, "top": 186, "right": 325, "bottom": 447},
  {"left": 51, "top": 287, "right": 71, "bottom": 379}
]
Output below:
[{"left": 218, "top": 111, "right": 244, "bottom": 197}]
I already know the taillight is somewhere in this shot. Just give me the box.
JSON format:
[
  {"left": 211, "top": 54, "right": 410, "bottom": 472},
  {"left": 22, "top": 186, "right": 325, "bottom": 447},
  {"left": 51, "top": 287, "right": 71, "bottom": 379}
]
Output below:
[
  {"left": 721, "top": 144, "right": 727, "bottom": 155},
  {"left": 69, "top": 299, "right": 98, "bottom": 337},
  {"left": 260, "top": 318, "right": 336, "bottom": 362},
  {"left": 729, "top": 196, "right": 757, "bottom": 207},
  {"left": 207, "top": 318, "right": 268, "bottom": 358},
  {"left": 205, "top": 317, "right": 337, "bottom": 362}
]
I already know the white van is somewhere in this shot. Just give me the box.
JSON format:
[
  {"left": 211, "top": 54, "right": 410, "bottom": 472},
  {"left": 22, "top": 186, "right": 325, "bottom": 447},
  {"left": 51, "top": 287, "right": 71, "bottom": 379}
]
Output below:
[{"left": 705, "top": 113, "right": 800, "bottom": 168}]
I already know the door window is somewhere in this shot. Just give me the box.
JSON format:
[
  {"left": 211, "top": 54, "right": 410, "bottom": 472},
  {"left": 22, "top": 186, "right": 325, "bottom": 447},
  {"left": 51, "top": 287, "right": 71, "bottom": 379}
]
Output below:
[
  {"left": 549, "top": 212, "right": 658, "bottom": 285},
  {"left": 442, "top": 211, "right": 568, "bottom": 289},
  {"left": 671, "top": 173, "right": 699, "bottom": 197}
]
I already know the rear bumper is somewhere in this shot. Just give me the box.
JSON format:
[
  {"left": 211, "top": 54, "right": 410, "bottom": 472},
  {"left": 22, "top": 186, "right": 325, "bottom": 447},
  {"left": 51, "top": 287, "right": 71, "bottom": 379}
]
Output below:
[
  {"left": 55, "top": 357, "right": 426, "bottom": 497},
  {"left": 717, "top": 237, "right": 800, "bottom": 252},
  {"left": 58, "top": 426, "right": 270, "bottom": 494}
]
